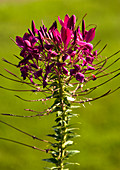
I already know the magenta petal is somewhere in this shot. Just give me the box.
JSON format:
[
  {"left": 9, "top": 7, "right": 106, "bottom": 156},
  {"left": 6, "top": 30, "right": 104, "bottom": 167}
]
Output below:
[
  {"left": 82, "top": 58, "right": 88, "bottom": 66},
  {"left": 20, "top": 66, "right": 29, "bottom": 80},
  {"left": 34, "top": 69, "right": 42, "bottom": 78},
  {"left": 23, "top": 33, "right": 31, "bottom": 41},
  {"left": 82, "top": 20, "right": 85, "bottom": 39},
  {"left": 24, "top": 40, "right": 31, "bottom": 47},
  {"left": 76, "top": 40, "right": 87, "bottom": 46},
  {"left": 67, "top": 15, "right": 76, "bottom": 30},
  {"left": 38, "top": 31, "right": 44, "bottom": 48},
  {"left": 61, "top": 27, "right": 71, "bottom": 48},
  {"left": 77, "top": 26, "right": 81, "bottom": 35},
  {"left": 43, "top": 78, "right": 48, "bottom": 88},
  {"left": 62, "top": 54, "right": 70, "bottom": 61},
  {"left": 62, "top": 67, "right": 68, "bottom": 76},
  {"left": 43, "top": 24, "right": 47, "bottom": 32},
  {"left": 32, "top": 20, "right": 38, "bottom": 35},
  {"left": 44, "top": 44, "right": 54, "bottom": 50},
  {"left": 16, "top": 36, "right": 24, "bottom": 47},
  {"left": 57, "top": 63, "right": 66, "bottom": 67},
  {"left": 61, "top": 27, "right": 67, "bottom": 45},
  {"left": 45, "top": 63, "right": 54, "bottom": 75},
  {"left": 93, "top": 50, "right": 97, "bottom": 56},
  {"left": 49, "top": 50, "right": 58, "bottom": 57},
  {"left": 86, "top": 28, "right": 96, "bottom": 42},
  {"left": 73, "top": 64, "right": 81, "bottom": 71},
  {"left": 76, "top": 73, "right": 84, "bottom": 83},
  {"left": 40, "top": 26, "right": 45, "bottom": 37},
  {"left": 87, "top": 66, "right": 95, "bottom": 70},
  {"left": 86, "top": 43, "right": 93, "bottom": 51},
  {"left": 73, "top": 30, "right": 77, "bottom": 44},
  {"left": 30, "top": 75, "right": 34, "bottom": 84},
  {"left": 58, "top": 16, "right": 64, "bottom": 27},
  {"left": 64, "top": 14, "right": 69, "bottom": 27},
  {"left": 70, "top": 51, "right": 76, "bottom": 56},
  {"left": 31, "top": 37, "right": 38, "bottom": 46},
  {"left": 49, "top": 21, "right": 57, "bottom": 31},
  {"left": 53, "top": 29, "right": 62, "bottom": 44},
  {"left": 86, "top": 56, "right": 94, "bottom": 64},
  {"left": 70, "top": 69, "right": 76, "bottom": 75}
]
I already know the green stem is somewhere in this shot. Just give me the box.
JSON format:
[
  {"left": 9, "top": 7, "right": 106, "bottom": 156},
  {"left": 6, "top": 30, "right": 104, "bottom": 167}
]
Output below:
[{"left": 57, "top": 75, "right": 68, "bottom": 170}]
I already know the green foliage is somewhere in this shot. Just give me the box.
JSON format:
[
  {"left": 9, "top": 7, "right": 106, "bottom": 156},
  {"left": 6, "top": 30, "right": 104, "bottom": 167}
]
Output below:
[
  {"left": 43, "top": 158, "right": 58, "bottom": 164},
  {"left": 66, "top": 150, "right": 80, "bottom": 157},
  {"left": 64, "top": 162, "right": 80, "bottom": 166}
]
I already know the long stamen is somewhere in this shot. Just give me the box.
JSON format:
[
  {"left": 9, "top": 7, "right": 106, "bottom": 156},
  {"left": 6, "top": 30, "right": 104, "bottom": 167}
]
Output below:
[
  {"left": 0, "top": 120, "right": 51, "bottom": 144},
  {"left": 0, "top": 137, "right": 51, "bottom": 153}
]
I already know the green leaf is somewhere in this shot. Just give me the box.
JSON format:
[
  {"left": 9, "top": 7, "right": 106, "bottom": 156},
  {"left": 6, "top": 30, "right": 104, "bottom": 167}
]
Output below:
[
  {"left": 50, "top": 82, "right": 58, "bottom": 87},
  {"left": 67, "top": 96, "right": 75, "bottom": 101},
  {"left": 64, "top": 140, "right": 73, "bottom": 146},
  {"left": 54, "top": 98, "right": 60, "bottom": 105},
  {"left": 66, "top": 150, "right": 80, "bottom": 157},
  {"left": 43, "top": 158, "right": 58, "bottom": 164},
  {"left": 66, "top": 109, "right": 72, "bottom": 112},
  {"left": 47, "top": 133, "right": 61, "bottom": 141},
  {"left": 67, "top": 115, "right": 78, "bottom": 120},
  {"left": 54, "top": 127, "right": 60, "bottom": 133},
  {"left": 71, "top": 105, "right": 80, "bottom": 108},
  {"left": 68, "top": 83, "right": 73, "bottom": 87},
  {"left": 51, "top": 143, "right": 58, "bottom": 148},
  {"left": 50, "top": 99, "right": 60, "bottom": 109},
  {"left": 51, "top": 150, "right": 59, "bottom": 157},
  {"left": 67, "top": 128, "right": 79, "bottom": 132},
  {"left": 50, "top": 75, "right": 58, "bottom": 80},
  {"left": 67, "top": 112, "right": 78, "bottom": 117},
  {"left": 53, "top": 91, "right": 59, "bottom": 98},
  {"left": 63, "top": 97, "right": 70, "bottom": 106},
  {"left": 55, "top": 117, "right": 61, "bottom": 123},
  {"left": 56, "top": 111, "right": 62, "bottom": 117},
  {"left": 64, "top": 162, "right": 80, "bottom": 166},
  {"left": 67, "top": 134, "right": 80, "bottom": 139}
]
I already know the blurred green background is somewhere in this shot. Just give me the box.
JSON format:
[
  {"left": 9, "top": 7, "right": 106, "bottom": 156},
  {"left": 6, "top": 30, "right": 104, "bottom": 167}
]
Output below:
[{"left": 0, "top": 0, "right": 120, "bottom": 169}]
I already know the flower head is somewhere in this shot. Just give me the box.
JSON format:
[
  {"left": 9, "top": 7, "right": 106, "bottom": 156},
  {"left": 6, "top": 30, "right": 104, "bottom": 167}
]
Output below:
[{"left": 14, "top": 14, "right": 98, "bottom": 88}]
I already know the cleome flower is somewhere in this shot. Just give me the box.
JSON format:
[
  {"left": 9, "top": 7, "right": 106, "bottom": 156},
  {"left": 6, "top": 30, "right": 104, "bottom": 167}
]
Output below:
[
  {"left": 15, "top": 14, "right": 98, "bottom": 88},
  {"left": 0, "top": 14, "right": 119, "bottom": 170}
]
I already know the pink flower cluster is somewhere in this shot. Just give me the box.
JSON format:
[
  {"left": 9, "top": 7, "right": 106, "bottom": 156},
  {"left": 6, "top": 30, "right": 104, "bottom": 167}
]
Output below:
[{"left": 16, "top": 14, "right": 97, "bottom": 88}]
